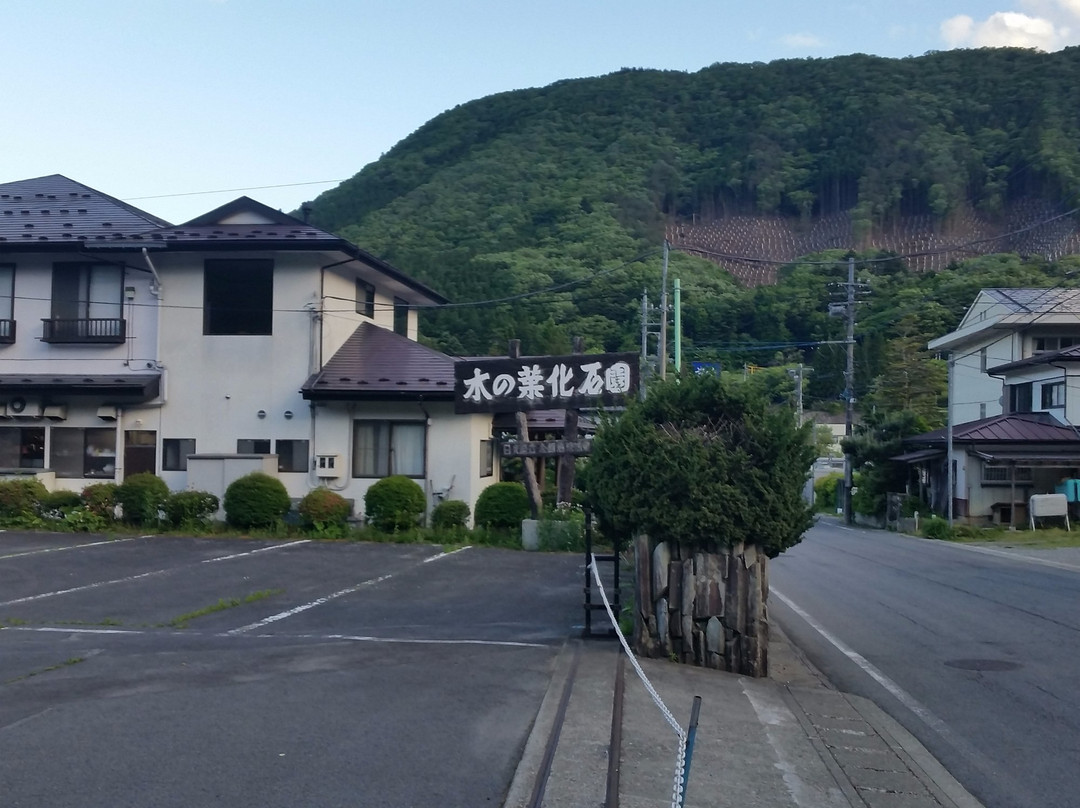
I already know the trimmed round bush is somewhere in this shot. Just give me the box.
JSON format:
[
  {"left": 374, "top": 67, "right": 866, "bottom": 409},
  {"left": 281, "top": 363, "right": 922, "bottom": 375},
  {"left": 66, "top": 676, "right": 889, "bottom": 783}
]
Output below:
[
  {"left": 81, "top": 483, "right": 119, "bottom": 520},
  {"left": 0, "top": 478, "right": 49, "bottom": 521},
  {"left": 298, "top": 487, "right": 351, "bottom": 529},
  {"left": 224, "top": 472, "right": 291, "bottom": 529},
  {"left": 116, "top": 473, "right": 170, "bottom": 527},
  {"left": 364, "top": 475, "right": 425, "bottom": 532},
  {"left": 475, "top": 482, "right": 530, "bottom": 529},
  {"left": 164, "top": 490, "right": 219, "bottom": 527},
  {"left": 431, "top": 499, "right": 470, "bottom": 530}
]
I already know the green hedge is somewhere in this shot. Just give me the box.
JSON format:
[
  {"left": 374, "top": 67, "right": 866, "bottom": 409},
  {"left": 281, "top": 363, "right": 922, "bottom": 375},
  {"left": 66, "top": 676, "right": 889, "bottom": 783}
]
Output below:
[
  {"left": 116, "top": 473, "right": 170, "bottom": 527},
  {"left": 224, "top": 472, "right": 291, "bottom": 529},
  {"left": 475, "top": 482, "right": 529, "bottom": 529},
  {"left": 364, "top": 476, "right": 425, "bottom": 532}
]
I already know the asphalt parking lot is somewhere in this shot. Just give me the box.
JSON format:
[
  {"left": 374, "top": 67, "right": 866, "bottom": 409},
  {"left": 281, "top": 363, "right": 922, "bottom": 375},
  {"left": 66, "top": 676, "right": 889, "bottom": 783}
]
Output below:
[{"left": 0, "top": 533, "right": 585, "bottom": 808}]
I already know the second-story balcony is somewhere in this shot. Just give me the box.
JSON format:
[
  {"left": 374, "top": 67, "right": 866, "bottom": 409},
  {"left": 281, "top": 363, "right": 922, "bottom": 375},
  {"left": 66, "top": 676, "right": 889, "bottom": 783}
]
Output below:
[{"left": 41, "top": 318, "right": 126, "bottom": 344}]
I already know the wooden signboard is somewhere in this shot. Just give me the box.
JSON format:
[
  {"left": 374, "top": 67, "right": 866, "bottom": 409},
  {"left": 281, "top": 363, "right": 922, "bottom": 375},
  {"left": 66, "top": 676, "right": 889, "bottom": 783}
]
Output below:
[
  {"left": 454, "top": 352, "right": 638, "bottom": 414},
  {"left": 501, "top": 438, "right": 593, "bottom": 458}
]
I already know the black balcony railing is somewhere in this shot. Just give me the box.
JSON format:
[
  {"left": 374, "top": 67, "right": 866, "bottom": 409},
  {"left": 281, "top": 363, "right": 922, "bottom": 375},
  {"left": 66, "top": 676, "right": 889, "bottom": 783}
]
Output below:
[
  {"left": 0, "top": 320, "right": 15, "bottom": 344},
  {"left": 42, "top": 318, "right": 126, "bottom": 344}
]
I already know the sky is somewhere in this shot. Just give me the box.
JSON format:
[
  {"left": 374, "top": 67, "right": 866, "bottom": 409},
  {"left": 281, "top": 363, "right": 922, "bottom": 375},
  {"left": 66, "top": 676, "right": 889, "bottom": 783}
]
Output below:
[{"left": 3, "top": 0, "right": 1078, "bottom": 225}]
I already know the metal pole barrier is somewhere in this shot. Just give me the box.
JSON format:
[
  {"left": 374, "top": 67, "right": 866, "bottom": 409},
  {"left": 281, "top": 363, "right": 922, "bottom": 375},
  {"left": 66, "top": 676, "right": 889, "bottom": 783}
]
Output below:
[{"left": 678, "top": 696, "right": 702, "bottom": 808}]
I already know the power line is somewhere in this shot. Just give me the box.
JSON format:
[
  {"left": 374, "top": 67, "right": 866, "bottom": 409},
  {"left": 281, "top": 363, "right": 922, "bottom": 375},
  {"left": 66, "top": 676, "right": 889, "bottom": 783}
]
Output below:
[{"left": 124, "top": 179, "right": 348, "bottom": 202}]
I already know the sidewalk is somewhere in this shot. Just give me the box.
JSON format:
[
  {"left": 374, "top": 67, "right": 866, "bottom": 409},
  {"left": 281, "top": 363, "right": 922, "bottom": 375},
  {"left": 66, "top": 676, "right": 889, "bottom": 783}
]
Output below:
[{"left": 503, "top": 626, "right": 985, "bottom": 808}]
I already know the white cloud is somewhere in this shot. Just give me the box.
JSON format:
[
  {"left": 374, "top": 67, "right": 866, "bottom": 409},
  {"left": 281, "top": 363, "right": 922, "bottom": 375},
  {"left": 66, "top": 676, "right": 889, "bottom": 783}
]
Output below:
[
  {"left": 942, "top": 1, "right": 1080, "bottom": 50},
  {"left": 780, "top": 32, "right": 825, "bottom": 49}
]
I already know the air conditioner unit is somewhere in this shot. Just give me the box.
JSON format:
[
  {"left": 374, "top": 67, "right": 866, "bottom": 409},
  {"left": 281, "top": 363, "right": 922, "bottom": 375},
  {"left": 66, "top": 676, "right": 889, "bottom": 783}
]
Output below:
[
  {"left": 315, "top": 454, "right": 343, "bottom": 479},
  {"left": 7, "top": 398, "right": 42, "bottom": 419},
  {"left": 42, "top": 405, "right": 67, "bottom": 421}
]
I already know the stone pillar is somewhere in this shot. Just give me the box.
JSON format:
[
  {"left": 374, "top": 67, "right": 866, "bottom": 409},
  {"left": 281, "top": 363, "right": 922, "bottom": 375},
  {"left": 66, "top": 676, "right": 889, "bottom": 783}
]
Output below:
[{"left": 632, "top": 534, "right": 770, "bottom": 677}]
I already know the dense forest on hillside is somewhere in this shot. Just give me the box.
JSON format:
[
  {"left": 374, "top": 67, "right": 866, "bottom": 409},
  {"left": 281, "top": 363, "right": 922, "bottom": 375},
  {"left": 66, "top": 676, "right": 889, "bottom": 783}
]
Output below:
[{"left": 303, "top": 47, "right": 1080, "bottom": 412}]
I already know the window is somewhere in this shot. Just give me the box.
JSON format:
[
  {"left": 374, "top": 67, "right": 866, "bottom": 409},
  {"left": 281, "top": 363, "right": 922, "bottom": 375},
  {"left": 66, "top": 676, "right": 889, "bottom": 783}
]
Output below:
[
  {"left": 52, "top": 427, "right": 116, "bottom": 478},
  {"left": 480, "top": 439, "right": 494, "bottom": 478},
  {"left": 1042, "top": 381, "right": 1066, "bottom": 409},
  {"left": 275, "top": 439, "right": 309, "bottom": 473},
  {"left": 393, "top": 297, "right": 409, "bottom": 336},
  {"left": 1009, "top": 382, "right": 1033, "bottom": 413},
  {"left": 237, "top": 439, "right": 271, "bottom": 454},
  {"left": 163, "top": 438, "right": 196, "bottom": 471},
  {"left": 982, "top": 465, "right": 1034, "bottom": 485},
  {"left": 356, "top": 279, "right": 375, "bottom": 319},
  {"left": 0, "top": 263, "right": 13, "bottom": 342},
  {"left": 0, "top": 427, "right": 44, "bottom": 468},
  {"left": 47, "top": 262, "right": 123, "bottom": 342},
  {"left": 352, "top": 421, "right": 425, "bottom": 477},
  {"left": 204, "top": 259, "right": 273, "bottom": 335},
  {"left": 1033, "top": 336, "right": 1079, "bottom": 354}
]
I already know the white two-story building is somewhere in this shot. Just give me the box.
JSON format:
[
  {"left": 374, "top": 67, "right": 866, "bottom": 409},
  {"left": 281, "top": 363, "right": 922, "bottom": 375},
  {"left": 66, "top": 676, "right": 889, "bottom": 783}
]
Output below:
[
  {"left": 0, "top": 174, "right": 498, "bottom": 520},
  {"left": 902, "top": 287, "right": 1080, "bottom": 524}
]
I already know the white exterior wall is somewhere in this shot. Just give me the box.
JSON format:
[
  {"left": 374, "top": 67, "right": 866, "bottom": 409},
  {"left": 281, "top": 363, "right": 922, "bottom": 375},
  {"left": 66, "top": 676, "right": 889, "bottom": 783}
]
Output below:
[
  {"left": 144, "top": 251, "right": 318, "bottom": 498},
  {"left": 308, "top": 401, "right": 495, "bottom": 524},
  {"left": 949, "top": 333, "right": 1016, "bottom": 424}
]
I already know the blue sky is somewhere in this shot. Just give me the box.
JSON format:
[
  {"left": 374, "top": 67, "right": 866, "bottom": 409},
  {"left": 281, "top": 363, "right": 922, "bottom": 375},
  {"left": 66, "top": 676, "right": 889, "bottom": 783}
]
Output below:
[{"left": 2, "top": 0, "right": 1075, "bottom": 224}]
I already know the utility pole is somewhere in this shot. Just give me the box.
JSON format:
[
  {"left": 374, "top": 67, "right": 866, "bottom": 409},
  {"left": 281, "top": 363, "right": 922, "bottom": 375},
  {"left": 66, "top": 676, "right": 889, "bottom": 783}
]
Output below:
[
  {"left": 788, "top": 363, "right": 812, "bottom": 425},
  {"left": 947, "top": 354, "right": 954, "bottom": 525},
  {"left": 843, "top": 255, "right": 856, "bottom": 526},
  {"left": 673, "top": 277, "right": 682, "bottom": 376},
  {"left": 659, "top": 240, "right": 669, "bottom": 379}
]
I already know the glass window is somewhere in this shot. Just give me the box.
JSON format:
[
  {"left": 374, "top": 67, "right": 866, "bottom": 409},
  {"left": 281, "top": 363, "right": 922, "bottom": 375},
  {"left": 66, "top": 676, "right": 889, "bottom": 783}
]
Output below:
[
  {"left": 163, "top": 438, "right": 196, "bottom": 471},
  {"left": 480, "top": 439, "right": 494, "bottom": 478},
  {"left": 1009, "top": 382, "right": 1033, "bottom": 413},
  {"left": 356, "top": 279, "right": 375, "bottom": 319},
  {"left": 1042, "top": 381, "right": 1066, "bottom": 409},
  {"left": 204, "top": 259, "right": 273, "bottom": 335},
  {"left": 393, "top": 297, "right": 409, "bottom": 336},
  {"left": 52, "top": 262, "right": 122, "bottom": 321},
  {"left": 0, "top": 263, "right": 13, "bottom": 321},
  {"left": 237, "top": 439, "right": 271, "bottom": 454},
  {"left": 52, "top": 427, "right": 116, "bottom": 479},
  {"left": 0, "top": 427, "right": 44, "bottom": 468},
  {"left": 275, "top": 439, "right": 309, "bottom": 473},
  {"left": 352, "top": 421, "right": 426, "bottom": 478}
]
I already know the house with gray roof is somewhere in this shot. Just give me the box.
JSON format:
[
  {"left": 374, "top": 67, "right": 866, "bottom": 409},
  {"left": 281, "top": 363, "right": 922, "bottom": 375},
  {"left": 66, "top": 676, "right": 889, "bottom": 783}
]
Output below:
[
  {"left": 0, "top": 174, "right": 498, "bottom": 522},
  {"left": 904, "top": 287, "right": 1080, "bottom": 524}
]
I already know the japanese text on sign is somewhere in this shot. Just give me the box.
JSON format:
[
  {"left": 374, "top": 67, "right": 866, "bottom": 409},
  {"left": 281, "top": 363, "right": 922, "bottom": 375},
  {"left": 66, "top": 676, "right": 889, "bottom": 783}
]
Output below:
[{"left": 454, "top": 352, "right": 639, "bottom": 414}]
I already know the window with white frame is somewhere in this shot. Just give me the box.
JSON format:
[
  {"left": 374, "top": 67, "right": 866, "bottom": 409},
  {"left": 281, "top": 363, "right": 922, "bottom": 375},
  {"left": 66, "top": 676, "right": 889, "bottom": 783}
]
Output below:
[
  {"left": 1033, "top": 336, "right": 1079, "bottom": 354},
  {"left": 52, "top": 427, "right": 116, "bottom": 478},
  {"left": 1041, "top": 381, "right": 1065, "bottom": 409},
  {"left": 0, "top": 427, "right": 44, "bottom": 468},
  {"left": 981, "top": 465, "right": 1034, "bottom": 485},
  {"left": 275, "top": 439, "right": 309, "bottom": 473},
  {"left": 163, "top": 438, "right": 196, "bottom": 471},
  {"left": 352, "top": 421, "right": 425, "bottom": 478},
  {"left": 356, "top": 279, "right": 375, "bottom": 319}
]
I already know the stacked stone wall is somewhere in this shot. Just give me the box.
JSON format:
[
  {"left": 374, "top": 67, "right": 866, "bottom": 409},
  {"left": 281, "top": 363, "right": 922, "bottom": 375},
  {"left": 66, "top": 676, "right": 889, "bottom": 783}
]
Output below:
[{"left": 633, "top": 534, "right": 768, "bottom": 677}]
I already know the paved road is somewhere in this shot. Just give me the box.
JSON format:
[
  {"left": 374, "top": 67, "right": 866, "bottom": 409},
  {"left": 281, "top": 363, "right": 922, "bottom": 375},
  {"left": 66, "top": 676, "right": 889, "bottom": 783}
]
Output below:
[
  {"left": 771, "top": 519, "right": 1080, "bottom": 808},
  {"left": 0, "top": 534, "right": 584, "bottom": 807}
]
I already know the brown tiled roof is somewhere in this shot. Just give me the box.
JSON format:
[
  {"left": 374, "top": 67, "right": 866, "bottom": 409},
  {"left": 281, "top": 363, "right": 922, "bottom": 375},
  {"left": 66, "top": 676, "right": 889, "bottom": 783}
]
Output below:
[
  {"left": 301, "top": 322, "right": 456, "bottom": 401},
  {"left": 909, "top": 412, "right": 1080, "bottom": 444},
  {"left": 0, "top": 174, "right": 170, "bottom": 245}
]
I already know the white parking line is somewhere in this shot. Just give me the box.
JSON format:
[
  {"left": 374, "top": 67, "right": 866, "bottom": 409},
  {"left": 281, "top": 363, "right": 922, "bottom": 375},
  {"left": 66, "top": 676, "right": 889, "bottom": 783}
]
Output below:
[
  {"left": 941, "top": 542, "right": 1080, "bottom": 572},
  {"left": 201, "top": 540, "right": 310, "bottom": 563},
  {"left": 228, "top": 546, "right": 473, "bottom": 634},
  {"left": 0, "top": 536, "right": 142, "bottom": 561},
  {"left": 0, "top": 567, "right": 172, "bottom": 607}
]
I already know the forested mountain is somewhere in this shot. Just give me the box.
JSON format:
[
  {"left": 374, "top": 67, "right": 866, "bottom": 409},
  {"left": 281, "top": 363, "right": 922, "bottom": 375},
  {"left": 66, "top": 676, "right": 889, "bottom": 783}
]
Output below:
[{"left": 302, "top": 46, "right": 1080, "bottom": 411}]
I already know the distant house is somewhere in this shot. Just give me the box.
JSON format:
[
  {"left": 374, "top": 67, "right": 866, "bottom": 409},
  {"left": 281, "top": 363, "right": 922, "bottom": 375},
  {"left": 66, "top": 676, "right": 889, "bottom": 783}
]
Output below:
[
  {"left": 0, "top": 174, "right": 498, "bottom": 521},
  {"left": 900, "top": 288, "right": 1080, "bottom": 524}
]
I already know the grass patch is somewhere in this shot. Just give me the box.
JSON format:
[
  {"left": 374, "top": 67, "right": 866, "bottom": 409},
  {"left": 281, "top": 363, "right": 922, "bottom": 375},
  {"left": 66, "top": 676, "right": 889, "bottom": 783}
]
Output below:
[
  {"left": 4, "top": 656, "right": 84, "bottom": 684},
  {"left": 947, "top": 525, "right": 1080, "bottom": 549},
  {"left": 167, "top": 588, "right": 283, "bottom": 628}
]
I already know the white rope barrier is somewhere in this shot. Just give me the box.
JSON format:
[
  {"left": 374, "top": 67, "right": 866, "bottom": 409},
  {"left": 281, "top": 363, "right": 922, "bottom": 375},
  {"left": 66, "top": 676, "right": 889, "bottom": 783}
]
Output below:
[{"left": 589, "top": 554, "right": 689, "bottom": 808}]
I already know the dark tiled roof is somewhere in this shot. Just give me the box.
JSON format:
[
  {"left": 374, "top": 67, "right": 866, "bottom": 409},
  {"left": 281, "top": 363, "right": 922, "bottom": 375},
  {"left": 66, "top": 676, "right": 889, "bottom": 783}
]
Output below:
[
  {"left": 302, "top": 322, "right": 456, "bottom": 400},
  {"left": 493, "top": 408, "right": 598, "bottom": 433},
  {"left": 0, "top": 174, "right": 170, "bottom": 245},
  {"left": 989, "top": 344, "right": 1080, "bottom": 373},
  {"left": 910, "top": 412, "right": 1080, "bottom": 444},
  {"left": 0, "top": 373, "right": 160, "bottom": 399},
  {"left": 984, "top": 287, "right": 1080, "bottom": 314}
]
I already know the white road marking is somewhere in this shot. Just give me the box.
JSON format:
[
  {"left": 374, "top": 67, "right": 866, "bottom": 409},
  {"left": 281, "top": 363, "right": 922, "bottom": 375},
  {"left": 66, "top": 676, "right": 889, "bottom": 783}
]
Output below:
[
  {"left": 290, "top": 633, "right": 547, "bottom": 649},
  {"left": 1, "top": 626, "right": 142, "bottom": 635},
  {"left": 772, "top": 587, "right": 952, "bottom": 736},
  {"left": 228, "top": 547, "right": 469, "bottom": 634},
  {"left": 201, "top": 540, "right": 310, "bottom": 563},
  {"left": 942, "top": 542, "right": 1080, "bottom": 572},
  {"left": 0, "top": 536, "right": 142, "bottom": 560},
  {"left": 0, "top": 568, "right": 172, "bottom": 607}
]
